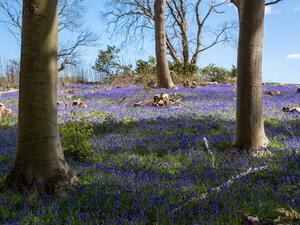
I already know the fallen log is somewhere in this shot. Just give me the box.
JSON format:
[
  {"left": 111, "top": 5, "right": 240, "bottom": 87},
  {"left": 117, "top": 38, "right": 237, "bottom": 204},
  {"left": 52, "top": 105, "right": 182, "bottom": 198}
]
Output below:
[
  {"left": 0, "top": 103, "right": 13, "bottom": 119},
  {"left": 57, "top": 101, "right": 67, "bottom": 107},
  {"left": 172, "top": 165, "right": 268, "bottom": 213},
  {"left": 183, "top": 80, "right": 198, "bottom": 88},
  {"left": 264, "top": 90, "right": 280, "bottom": 96},
  {"left": 72, "top": 99, "right": 87, "bottom": 108}
]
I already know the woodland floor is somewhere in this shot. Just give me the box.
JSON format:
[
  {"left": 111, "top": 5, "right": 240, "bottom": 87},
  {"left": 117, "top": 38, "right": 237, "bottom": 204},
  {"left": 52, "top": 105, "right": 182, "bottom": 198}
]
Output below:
[{"left": 0, "top": 83, "right": 299, "bottom": 224}]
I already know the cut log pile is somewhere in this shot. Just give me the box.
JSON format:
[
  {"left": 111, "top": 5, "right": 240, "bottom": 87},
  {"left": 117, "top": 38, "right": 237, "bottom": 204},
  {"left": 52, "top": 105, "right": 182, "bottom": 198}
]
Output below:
[
  {"left": 56, "top": 99, "right": 87, "bottom": 108},
  {"left": 72, "top": 99, "right": 87, "bottom": 108},
  {"left": 264, "top": 90, "right": 281, "bottom": 96},
  {"left": 150, "top": 93, "right": 182, "bottom": 106},
  {"left": 183, "top": 80, "right": 198, "bottom": 88},
  {"left": 0, "top": 103, "right": 13, "bottom": 119},
  {"left": 133, "top": 93, "right": 182, "bottom": 107}
]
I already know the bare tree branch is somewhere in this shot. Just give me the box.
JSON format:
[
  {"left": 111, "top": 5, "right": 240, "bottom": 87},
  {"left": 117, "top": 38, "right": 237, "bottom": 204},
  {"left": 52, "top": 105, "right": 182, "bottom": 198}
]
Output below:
[
  {"left": 0, "top": 0, "right": 98, "bottom": 71},
  {"left": 105, "top": 0, "right": 235, "bottom": 65},
  {"left": 230, "top": 0, "right": 284, "bottom": 11},
  {"left": 58, "top": 28, "right": 98, "bottom": 58},
  {"left": 265, "top": 0, "right": 284, "bottom": 6}
]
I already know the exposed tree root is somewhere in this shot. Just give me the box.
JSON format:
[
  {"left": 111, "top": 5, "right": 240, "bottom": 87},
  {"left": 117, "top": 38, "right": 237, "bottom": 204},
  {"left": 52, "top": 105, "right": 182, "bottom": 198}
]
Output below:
[
  {"left": 227, "top": 146, "right": 271, "bottom": 157},
  {"left": 0, "top": 168, "right": 78, "bottom": 198}
]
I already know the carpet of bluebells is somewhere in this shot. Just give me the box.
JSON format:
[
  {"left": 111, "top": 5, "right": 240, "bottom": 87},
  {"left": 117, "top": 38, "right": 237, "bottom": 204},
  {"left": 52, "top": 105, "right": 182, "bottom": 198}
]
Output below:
[{"left": 0, "top": 84, "right": 299, "bottom": 224}]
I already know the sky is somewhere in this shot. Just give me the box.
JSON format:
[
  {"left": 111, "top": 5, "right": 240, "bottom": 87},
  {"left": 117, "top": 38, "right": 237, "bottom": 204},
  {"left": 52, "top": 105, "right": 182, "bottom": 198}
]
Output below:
[{"left": 0, "top": 0, "right": 299, "bottom": 84}]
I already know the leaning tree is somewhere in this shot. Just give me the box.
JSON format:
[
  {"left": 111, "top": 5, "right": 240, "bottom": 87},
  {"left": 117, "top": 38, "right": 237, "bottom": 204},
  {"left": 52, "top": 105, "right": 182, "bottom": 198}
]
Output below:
[
  {"left": 1, "top": 0, "right": 76, "bottom": 196},
  {"left": 232, "top": 0, "right": 283, "bottom": 150},
  {"left": 154, "top": 0, "right": 175, "bottom": 88}
]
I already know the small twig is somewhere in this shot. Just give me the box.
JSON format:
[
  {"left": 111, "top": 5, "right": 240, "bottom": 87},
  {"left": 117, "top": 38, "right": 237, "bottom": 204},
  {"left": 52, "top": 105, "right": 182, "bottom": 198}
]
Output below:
[
  {"left": 118, "top": 96, "right": 128, "bottom": 105},
  {"left": 172, "top": 165, "right": 268, "bottom": 213},
  {"left": 284, "top": 123, "right": 296, "bottom": 139},
  {"left": 203, "top": 137, "right": 216, "bottom": 169},
  {"left": 132, "top": 100, "right": 148, "bottom": 107}
]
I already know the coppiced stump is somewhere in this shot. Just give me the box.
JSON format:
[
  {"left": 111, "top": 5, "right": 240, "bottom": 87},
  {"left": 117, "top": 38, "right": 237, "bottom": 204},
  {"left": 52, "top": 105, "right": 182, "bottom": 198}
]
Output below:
[
  {"left": 154, "top": 0, "right": 175, "bottom": 89},
  {"left": 233, "top": 0, "right": 269, "bottom": 150},
  {"left": 1, "top": 0, "right": 76, "bottom": 196}
]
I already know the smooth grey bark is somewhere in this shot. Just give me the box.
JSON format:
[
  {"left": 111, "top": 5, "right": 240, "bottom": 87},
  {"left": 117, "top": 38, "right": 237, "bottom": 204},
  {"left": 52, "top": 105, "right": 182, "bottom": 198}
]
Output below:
[
  {"left": 154, "top": 0, "right": 175, "bottom": 89},
  {"left": 181, "top": 20, "right": 189, "bottom": 65},
  {"left": 1, "top": 0, "right": 76, "bottom": 196},
  {"left": 233, "top": 0, "right": 269, "bottom": 150}
]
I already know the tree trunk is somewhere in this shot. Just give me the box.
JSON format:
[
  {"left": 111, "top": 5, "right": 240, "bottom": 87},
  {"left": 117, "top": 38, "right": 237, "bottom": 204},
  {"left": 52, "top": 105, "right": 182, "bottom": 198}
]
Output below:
[
  {"left": 231, "top": 0, "right": 241, "bottom": 17},
  {"left": 233, "top": 0, "right": 269, "bottom": 150},
  {"left": 181, "top": 17, "right": 189, "bottom": 64},
  {"left": 1, "top": 0, "right": 76, "bottom": 196},
  {"left": 155, "top": 0, "right": 175, "bottom": 89}
]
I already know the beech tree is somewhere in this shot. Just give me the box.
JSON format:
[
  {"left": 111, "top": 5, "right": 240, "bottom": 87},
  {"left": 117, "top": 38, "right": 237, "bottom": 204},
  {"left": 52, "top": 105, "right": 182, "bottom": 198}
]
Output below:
[
  {"left": 232, "top": 0, "right": 283, "bottom": 150},
  {"left": 155, "top": 0, "right": 175, "bottom": 88},
  {"left": 106, "top": 0, "right": 235, "bottom": 65},
  {"left": 231, "top": 0, "right": 284, "bottom": 15},
  {"left": 1, "top": 0, "right": 76, "bottom": 196}
]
